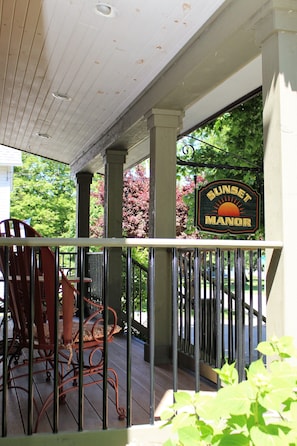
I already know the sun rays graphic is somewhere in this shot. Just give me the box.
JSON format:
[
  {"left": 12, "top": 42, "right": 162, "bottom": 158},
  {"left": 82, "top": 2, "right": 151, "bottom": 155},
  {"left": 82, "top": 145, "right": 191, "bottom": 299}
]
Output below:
[{"left": 214, "top": 197, "right": 244, "bottom": 217}]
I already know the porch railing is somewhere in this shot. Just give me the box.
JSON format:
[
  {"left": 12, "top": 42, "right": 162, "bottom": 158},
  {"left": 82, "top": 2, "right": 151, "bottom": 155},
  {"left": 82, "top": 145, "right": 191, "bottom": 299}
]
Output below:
[
  {"left": 60, "top": 246, "right": 266, "bottom": 381},
  {"left": 176, "top": 247, "right": 266, "bottom": 382},
  {"left": 0, "top": 237, "right": 282, "bottom": 437}
]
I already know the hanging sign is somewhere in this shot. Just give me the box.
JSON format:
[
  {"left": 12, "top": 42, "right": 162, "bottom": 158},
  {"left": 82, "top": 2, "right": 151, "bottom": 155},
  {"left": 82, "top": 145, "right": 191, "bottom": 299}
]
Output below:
[{"left": 197, "top": 179, "right": 260, "bottom": 234}]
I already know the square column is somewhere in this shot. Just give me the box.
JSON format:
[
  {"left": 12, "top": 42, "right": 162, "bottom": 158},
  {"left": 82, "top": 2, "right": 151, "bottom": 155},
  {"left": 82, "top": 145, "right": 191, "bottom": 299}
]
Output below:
[
  {"left": 76, "top": 172, "right": 93, "bottom": 237},
  {"left": 76, "top": 171, "right": 93, "bottom": 315},
  {"left": 104, "top": 148, "right": 127, "bottom": 321},
  {"left": 255, "top": 1, "right": 297, "bottom": 340},
  {"left": 146, "top": 109, "right": 184, "bottom": 364}
]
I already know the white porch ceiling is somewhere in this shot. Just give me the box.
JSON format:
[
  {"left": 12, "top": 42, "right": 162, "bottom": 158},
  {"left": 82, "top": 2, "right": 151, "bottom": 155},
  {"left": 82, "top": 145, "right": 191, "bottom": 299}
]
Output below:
[{"left": 0, "top": 0, "right": 265, "bottom": 174}]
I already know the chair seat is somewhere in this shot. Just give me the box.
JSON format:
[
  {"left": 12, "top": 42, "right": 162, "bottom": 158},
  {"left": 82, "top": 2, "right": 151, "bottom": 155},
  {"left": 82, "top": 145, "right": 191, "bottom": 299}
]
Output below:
[{"left": 34, "top": 320, "right": 122, "bottom": 345}]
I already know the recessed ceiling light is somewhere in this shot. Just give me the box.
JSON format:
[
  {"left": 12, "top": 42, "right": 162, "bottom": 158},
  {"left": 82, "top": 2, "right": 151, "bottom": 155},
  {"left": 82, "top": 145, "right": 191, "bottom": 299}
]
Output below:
[
  {"left": 52, "top": 92, "right": 72, "bottom": 101},
  {"left": 95, "top": 3, "right": 117, "bottom": 18},
  {"left": 36, "top": 132, "right": 51, "bottom": 139}
]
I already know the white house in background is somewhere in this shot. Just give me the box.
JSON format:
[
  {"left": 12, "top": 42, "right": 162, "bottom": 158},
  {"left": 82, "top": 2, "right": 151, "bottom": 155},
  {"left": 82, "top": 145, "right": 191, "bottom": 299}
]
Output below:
[
  {"left": 0, "top": 145, "right": 22, "bottom": 222},
  {"left": 0, "top": 145, "right": 22, "bottom": 295}
]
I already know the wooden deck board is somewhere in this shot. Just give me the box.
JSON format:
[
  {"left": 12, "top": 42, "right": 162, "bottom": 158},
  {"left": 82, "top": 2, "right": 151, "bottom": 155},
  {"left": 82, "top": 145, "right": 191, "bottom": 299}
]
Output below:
[{"left": 0, "top": 334, "right": 215, "bottom": 436}]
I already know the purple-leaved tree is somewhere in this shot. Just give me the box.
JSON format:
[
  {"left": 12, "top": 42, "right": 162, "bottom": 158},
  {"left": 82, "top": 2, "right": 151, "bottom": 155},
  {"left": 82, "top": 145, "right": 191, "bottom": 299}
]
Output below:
[{"left": 90, "top": 164, "right": 203, "bottom": 238}]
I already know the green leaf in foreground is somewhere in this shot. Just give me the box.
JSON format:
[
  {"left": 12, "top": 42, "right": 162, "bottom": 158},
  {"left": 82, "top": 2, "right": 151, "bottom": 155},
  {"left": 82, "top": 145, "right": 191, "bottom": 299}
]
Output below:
[{"left": 161, "top": 336, "right": 297, "bottom": 446}]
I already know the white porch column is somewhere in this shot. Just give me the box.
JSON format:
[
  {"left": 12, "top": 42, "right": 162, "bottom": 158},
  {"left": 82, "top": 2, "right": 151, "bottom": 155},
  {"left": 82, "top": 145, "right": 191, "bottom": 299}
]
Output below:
[
  {"left": 146, "top": 108, "right": 184, "bottom": 364},
  {"left": 104, "top": 148, "right": 127, "bottom": 321},
  {"left": 255, "top": 1, "right": 297, "bottom": 341}
]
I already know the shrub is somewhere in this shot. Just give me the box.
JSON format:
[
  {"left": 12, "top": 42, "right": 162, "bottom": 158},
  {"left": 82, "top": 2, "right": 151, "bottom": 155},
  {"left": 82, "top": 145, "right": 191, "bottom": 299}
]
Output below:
[{"left": 161, "top": 336, "right": 297, "bottom": 445}]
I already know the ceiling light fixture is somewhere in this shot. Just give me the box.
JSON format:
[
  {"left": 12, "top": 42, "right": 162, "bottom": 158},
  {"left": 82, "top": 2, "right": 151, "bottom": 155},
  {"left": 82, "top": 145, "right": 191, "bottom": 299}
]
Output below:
[
  {"left": 36, "top": 132, "right": 51, "bottom": 139},
  {"left": 95, "top": 2, "right": 117, "bottom": 18},
  {"left": 52, "top": 92, "right": 72, "bottom": 101}
]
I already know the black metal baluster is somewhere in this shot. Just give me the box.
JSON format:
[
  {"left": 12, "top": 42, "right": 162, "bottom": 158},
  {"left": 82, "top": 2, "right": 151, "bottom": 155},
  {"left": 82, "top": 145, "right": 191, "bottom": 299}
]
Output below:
[
  {"left": 257, "top": 249, "right": 263, "bottom": 349},
  {"left": 178, "top": 251, "right": 183, "bottom": 350},
  {"left": 148, "top": 248, "right": 155, "bottom": 425},
  {"left": 186, "top": 251, "right": 192, "bottom": 351},
  {"left": 227, "top": 250, "right": 234, "bottom": 362},
  {"left": 235, "top": 248, "right": 244, "bottom": 381},
  {"left": 78, "top": 246, "right": 85, "bottom": 431},
  {"left": 27, "top": 247, "right": 35, "bottom": 435},
  {"left": 201, "top": 251, "right": 207, "bottom": 363},
  {"left": 1, "top": 246, "right": 9, "bottom": 437},
  {"left": 172, "top": 248, "right": 178, "bottom": 395},
  {"left": 102, "top": 247, "right": 109, "bottom": 429},
  {"left": 126, "top": 248, "right": 132, "bottom": 427},
  {"left": 53, "top": 247, "right": 60, "bottom": 432},
  {"left": 193, "top": 248, "right": 200, "bottom": 391},
  {"left": 215, "top": 248, "right": 222, "bottom": 387},
  {"left": 248, "top": 250, "right": 254, "bottom": 364}
]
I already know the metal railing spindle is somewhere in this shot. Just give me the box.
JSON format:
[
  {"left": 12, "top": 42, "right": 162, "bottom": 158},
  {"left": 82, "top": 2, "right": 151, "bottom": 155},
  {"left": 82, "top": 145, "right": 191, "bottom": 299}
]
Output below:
[
  {"left": 27, "top": 247, "right": 35, "bottom": 435},
  {"left": 1, "top": 246, "right": 9, "bottom": 437},
  {"left": 148, "top": 248, "right": 155, "bottom": 425},
  {"left": 172, "top": 248, "right": 178, "bottom": 395},
  {"left": 126, "top": 248, "right": 132, "bottom": 427},
  {"left": 53, "top": 247, "right": 60, "bottom": 433}
]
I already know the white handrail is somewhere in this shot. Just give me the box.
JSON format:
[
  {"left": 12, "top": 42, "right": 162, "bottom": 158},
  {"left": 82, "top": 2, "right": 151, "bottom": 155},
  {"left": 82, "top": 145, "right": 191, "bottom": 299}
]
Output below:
[{"left": 0, "top": 237, "right": 283, "bottom": 250}]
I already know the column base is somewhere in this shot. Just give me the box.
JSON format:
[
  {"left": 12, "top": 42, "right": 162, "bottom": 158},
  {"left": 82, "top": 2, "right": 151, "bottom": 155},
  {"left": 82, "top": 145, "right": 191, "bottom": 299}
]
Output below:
[{"left": 144, "top": 342, "right": 172, "bottom": 365}]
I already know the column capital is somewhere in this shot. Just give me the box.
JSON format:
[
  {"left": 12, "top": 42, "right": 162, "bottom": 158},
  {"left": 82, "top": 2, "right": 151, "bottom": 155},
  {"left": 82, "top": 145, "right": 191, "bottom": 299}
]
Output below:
[
  {"left": 251, "top": 0, "right": 297, "bottom": 45},
  {"left": 76, "top": 171, "right": 93, "bottom": 185},
  {"left": 104, "top": 147, "right": 127, "bottom": 165},
  {"left": 145, "top": 108, "right": 184, "bottom": 132}
]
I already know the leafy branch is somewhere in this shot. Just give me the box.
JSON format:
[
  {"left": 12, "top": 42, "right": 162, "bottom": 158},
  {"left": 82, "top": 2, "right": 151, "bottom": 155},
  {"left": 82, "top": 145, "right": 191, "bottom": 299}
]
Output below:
[{"left": 161, "top": 336, "right": 297, "bottom": 445}]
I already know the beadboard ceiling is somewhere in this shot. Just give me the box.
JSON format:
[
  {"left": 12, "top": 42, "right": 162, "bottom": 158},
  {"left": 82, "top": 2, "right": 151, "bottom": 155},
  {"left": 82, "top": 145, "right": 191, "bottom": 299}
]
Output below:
[{"left": 0, "top": 0, "right": 263, "bottom": 174}]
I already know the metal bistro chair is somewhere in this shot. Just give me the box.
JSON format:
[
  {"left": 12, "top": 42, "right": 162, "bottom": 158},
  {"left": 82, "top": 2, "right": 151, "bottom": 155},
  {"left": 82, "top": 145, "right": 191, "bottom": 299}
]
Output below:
[{"left": 0, "top": 218, "right": 125, "bottom": 432}]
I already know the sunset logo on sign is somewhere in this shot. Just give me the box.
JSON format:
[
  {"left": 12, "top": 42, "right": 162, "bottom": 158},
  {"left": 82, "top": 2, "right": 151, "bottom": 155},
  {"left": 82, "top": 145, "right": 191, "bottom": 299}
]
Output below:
[
  {"left": 215, "top": 197, "right": 243, "bottom": 217},
  {"left": 197, "top": 180, "right": 260, "bottom": 234}
]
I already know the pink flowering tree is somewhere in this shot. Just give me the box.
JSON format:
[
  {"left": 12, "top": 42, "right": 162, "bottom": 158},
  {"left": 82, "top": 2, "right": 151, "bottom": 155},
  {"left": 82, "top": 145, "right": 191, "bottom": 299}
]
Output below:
[{"left": 90, "top": 164, "right": 202, "bottom": 238}]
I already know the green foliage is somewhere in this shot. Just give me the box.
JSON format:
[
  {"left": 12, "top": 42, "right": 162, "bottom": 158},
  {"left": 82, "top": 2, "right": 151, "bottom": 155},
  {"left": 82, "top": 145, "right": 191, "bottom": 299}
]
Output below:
[
  {"left": 161, "top": 336, "right": 297, "bottom": 445},
  {"left": 178, "top": 94, "right": 263, "bottom": 188},
  {"left": 131, "top": 247, "right": 149, "bottom": 268},
  {"left": 10, "top": 153, "right": 76, "bottom": 237},
  {"left": 177, "top": 93, "right": 264, "bottom": 237}
]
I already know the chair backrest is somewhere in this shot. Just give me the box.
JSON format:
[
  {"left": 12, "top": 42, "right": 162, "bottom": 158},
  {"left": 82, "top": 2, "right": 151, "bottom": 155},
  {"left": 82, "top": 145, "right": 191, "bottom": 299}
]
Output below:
[{"left": 0, "top": 218, "right": 76, "bottom": 349}]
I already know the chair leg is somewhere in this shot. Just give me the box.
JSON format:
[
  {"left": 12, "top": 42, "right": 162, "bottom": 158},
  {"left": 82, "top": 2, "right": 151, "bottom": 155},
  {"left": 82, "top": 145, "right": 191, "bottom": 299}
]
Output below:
[
  {"left": 106, "top": 367, "right": 126, "bottom": 420},
  {"left": 34, "top": 365, "right": 126, "bottom": 431}
]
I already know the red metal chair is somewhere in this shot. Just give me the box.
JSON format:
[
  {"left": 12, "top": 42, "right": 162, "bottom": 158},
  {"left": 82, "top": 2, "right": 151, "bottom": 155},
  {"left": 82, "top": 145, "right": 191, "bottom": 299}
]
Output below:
[{"left": 0, "top": 218, "right": 125, "bottom": 432}]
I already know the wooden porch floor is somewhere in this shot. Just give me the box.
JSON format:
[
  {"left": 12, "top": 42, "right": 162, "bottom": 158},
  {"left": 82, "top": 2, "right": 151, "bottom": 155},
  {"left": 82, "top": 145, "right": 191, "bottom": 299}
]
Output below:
[{"left": 0, "top": 333, "right": 216, "bottom": 436}]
